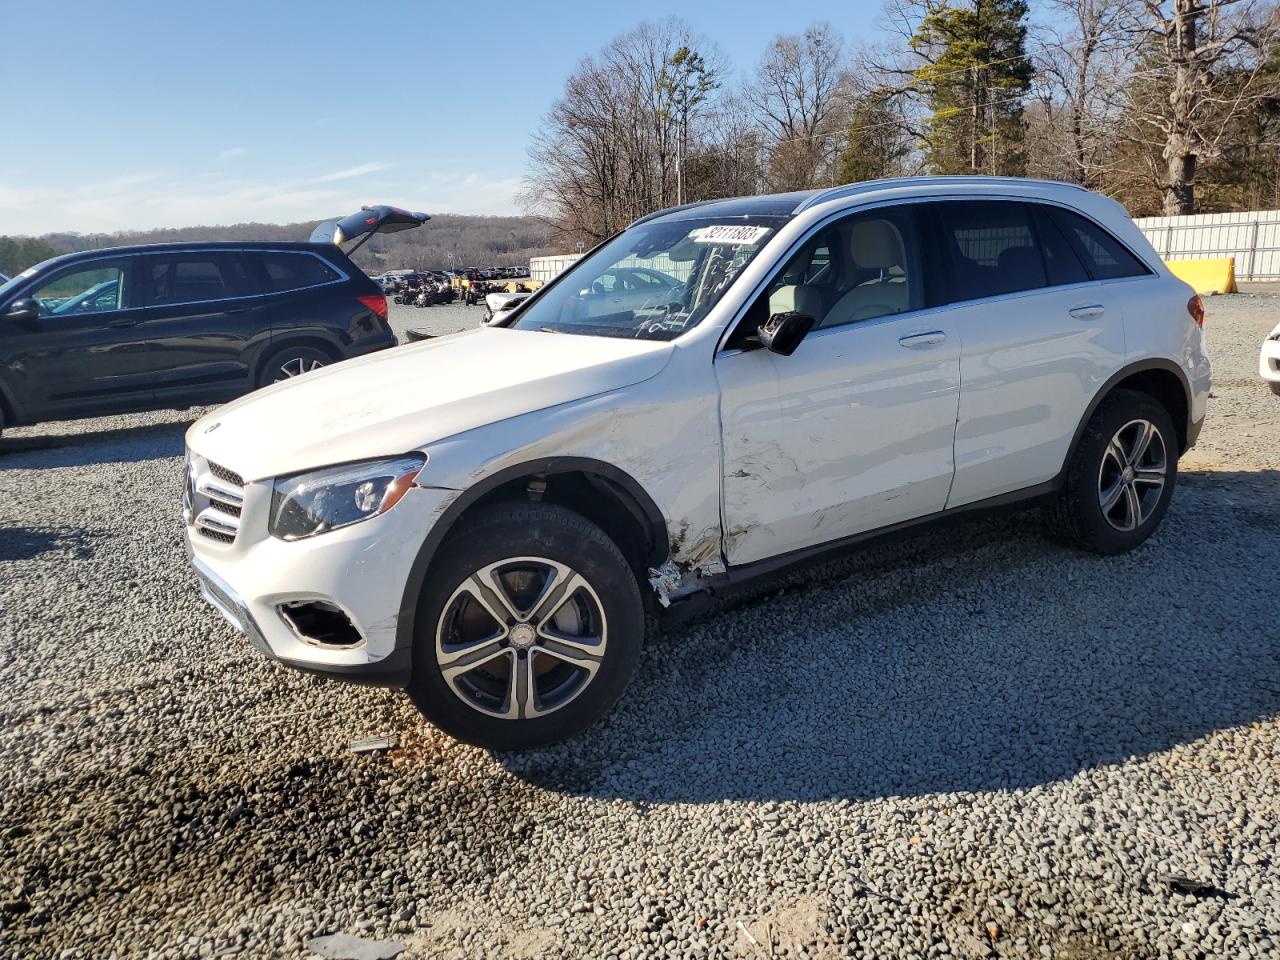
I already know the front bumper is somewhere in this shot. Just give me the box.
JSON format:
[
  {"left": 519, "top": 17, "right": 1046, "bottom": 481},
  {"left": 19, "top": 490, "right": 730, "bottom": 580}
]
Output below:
[{"left": 185, "top": 469, "right": 456, "bottom": 687}]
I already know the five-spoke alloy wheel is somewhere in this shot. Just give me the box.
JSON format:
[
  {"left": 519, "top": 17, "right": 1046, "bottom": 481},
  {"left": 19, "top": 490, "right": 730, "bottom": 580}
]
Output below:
[
  {"left": 1097, "top": 418, "right": 1168, "bottom": 532},
  {"left": 435, "top": 557, "right": 608, "bottom": 721},
  {"left": 409, "top": 502, "right": 643, "bottom": 750},
  {"left": 1045, "top": 388, "right": 1178, "bottom": 554}
]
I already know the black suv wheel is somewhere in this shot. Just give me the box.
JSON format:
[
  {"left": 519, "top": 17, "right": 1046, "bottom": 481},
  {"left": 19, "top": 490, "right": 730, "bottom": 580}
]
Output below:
[{"left": 258, "top": 345, "right": 331, "bottom": 387}]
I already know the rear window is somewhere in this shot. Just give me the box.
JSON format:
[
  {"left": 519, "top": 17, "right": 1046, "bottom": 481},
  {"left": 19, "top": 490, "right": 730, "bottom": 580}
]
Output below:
[
  {"left": 257, "top": 252, "right": 341, "bottom": 292},
  {"left": 937, "top": 201, "right": 1047, "bottom": 301},
  {"left": 141, "top": 253, "right": 251, "bottom": 305},
  {"left": 1049, "top": 208, "right": 1150, "bottom": 280}
]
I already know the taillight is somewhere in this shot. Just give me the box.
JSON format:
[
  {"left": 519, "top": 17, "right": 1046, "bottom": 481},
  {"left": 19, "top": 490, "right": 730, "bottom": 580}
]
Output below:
[
  {"left": 1187, "top": 294, "right": 1205, "bottom": 328},
  {"left": 357, "top": 293, "right": 388, "bottom": 321}
]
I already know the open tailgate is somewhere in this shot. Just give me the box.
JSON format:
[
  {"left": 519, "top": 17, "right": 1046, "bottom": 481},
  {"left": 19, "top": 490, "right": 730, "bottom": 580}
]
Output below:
[{"left": 310, "top": 205, "right": 430, "bottom": 248}]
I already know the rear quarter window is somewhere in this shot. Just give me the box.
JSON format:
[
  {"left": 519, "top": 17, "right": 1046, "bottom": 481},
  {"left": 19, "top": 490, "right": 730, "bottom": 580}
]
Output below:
[
  {"left": 257, "top": 252, "right": 342, "bottom": 292},
  {"left": 1049, "top": 208, "right": 1151, "bottom": 280}
]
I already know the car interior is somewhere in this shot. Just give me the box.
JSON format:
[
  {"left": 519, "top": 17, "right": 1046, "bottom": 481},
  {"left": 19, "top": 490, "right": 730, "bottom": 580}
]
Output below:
[{"left": 766, "top": 214, "right": 917, "bottom": 328}]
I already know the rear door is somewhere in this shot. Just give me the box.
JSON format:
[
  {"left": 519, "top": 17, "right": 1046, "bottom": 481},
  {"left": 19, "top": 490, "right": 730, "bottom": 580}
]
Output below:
[
  {"left": 134, "top": 250, "right": 271, "bottom": 405},
  {"left": 929, "top": 200, "right": 1130, "bottom": 507},
  {"left": 249, "top": 249, "right": 350, "bottom": 343},
  {"left": 9, "top": 257, "right": 158, "bottom": 418}
]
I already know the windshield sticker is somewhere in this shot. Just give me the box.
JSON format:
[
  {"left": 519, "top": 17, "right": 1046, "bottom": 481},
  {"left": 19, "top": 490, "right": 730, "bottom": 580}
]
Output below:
[{"left": 694, "top": 225, "right": 771, "bottom": 245}]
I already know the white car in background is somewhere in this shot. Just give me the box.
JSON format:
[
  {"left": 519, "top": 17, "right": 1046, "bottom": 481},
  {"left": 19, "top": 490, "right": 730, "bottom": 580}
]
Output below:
[
  {"left": 482, "top": 290, "right": 530, "bottom": 325},
  {"left": 182, "top": 176, "right": 1210, "bottom": 750},
  {"left": 1261, "top": 321, "right": 1280, "bottom": 395}
]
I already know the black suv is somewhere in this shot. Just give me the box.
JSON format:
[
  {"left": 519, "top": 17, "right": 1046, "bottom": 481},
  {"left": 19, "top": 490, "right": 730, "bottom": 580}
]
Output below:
[{"left": 0, "top": 205, "right": 428, "bottom": 434}]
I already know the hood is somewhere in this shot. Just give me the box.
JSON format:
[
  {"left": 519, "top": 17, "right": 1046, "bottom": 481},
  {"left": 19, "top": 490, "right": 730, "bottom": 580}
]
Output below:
[{"left": 186, "top": 328, "right": 674, "bottom": 481}]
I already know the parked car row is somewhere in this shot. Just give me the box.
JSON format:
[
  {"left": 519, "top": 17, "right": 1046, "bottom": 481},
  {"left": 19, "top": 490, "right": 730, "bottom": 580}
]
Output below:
[
  {"left": 375, "top": 266, "right": 527, "bottom": 293},
  {"left": 0, "top": 206, "right": 428, "bottom": 434}
]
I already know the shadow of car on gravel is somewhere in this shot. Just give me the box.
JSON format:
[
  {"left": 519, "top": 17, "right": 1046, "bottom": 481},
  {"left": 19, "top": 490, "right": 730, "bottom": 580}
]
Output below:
[
  {"left": 0, "top": 420, "right": 189, "bottom": 470},
  {"left": 500, "top": 468, "right": 1280, "bottom": 804},
  {"left": 0, "top": 525, "right": 100, "bottom": 563}
]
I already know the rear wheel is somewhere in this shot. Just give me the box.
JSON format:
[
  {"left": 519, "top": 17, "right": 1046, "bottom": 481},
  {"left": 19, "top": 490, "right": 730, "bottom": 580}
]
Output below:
[
  {"left": 257, "top": 345, "right": 331, "bottom": 388},
  {"left": 1044, "top": 389, "right": 1178, "bottom": 554},
  {"left": 407, "top": 502, "right": 643, "bottom": 750},
  {"left": 1270, "top": 381, "right": 1280, "bottom": 397}
]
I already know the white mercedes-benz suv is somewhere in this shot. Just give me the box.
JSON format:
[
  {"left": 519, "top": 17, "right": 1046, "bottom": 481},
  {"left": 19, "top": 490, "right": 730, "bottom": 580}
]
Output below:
[{"left": 183, "top": 177, "right": 1210, "bottom": 749}]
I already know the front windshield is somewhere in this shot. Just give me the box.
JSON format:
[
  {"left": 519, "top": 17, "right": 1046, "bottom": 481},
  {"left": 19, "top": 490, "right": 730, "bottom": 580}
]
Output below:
[
  {"left": 511, "top": 216, "right": 783, "bottom": 340},
  {"left": 0, "top": 260, "right": 49, "bottom": 301}
]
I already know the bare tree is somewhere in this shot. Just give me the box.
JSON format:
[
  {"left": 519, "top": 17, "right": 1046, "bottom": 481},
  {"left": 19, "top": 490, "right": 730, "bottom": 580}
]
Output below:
[
  {"left": 1126, "top": 0, "right": 1279, "bottom": 214},
  {"left": 1029, "top": 0, "right": 1139, "bottom": 187},
  {"left": 748, "top": 23, "right": 850, "bottom": 190},
  {"left": 521, "top": 19, "right": 726, "bottom": 246}
]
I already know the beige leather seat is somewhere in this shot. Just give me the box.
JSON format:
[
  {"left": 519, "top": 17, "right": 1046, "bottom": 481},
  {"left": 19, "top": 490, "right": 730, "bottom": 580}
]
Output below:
[{"left": 824, "top": 219, "right": 910, "bottom": 326}]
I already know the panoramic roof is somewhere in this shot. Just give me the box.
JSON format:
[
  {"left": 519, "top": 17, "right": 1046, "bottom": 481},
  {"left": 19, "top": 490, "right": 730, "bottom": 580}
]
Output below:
[{"left": 646, "top": 191, "right": 819, "bottom": 223}]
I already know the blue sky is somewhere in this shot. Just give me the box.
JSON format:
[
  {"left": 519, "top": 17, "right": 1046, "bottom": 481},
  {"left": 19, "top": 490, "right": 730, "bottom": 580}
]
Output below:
[{"left": 0, "top": 0, "right": 901, "bottom": 235}]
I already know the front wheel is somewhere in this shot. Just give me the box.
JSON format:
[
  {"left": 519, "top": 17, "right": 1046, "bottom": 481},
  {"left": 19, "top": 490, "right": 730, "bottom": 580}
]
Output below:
[
  {"left": 1270, "top": 380, "right": 1280, "bottom": 397},
  {"left": 407, "top": 502, "right": 643, "bottom": 750},
  {"left": 1043, "top": 389, "right": 1178, "bottom": 554}
]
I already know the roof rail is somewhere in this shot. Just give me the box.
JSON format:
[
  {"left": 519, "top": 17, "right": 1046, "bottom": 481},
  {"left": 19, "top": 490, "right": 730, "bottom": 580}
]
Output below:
[
  {"left": 629, "top": 198, "right": 721, "bottom": 227},
  {"left": 792, "top": 176, "right": 1087, "bottom": 214}
]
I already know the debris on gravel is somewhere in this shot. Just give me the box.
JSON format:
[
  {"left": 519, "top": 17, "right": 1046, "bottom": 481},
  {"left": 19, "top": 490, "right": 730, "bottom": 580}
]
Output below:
[
  {"left": 306, "top": 932, "right": 406, "bottom": 959},
  {"left": 1, "top": 297, "right": 1277, "bottom": 959}
]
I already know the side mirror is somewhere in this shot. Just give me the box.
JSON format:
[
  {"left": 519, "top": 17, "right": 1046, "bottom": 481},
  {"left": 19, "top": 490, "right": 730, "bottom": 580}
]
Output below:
[
  {"left": 4, "top": 299, "right": 39, "bottom": 325},
  {"left": 757, "top": 312, "right": 815, "bottom": 357}
]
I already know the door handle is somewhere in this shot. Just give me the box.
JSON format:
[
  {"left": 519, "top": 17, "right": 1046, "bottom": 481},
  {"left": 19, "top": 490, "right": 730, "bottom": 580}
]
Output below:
[
  {"left": 898, "top": 331, "right": 946, "bottom": 348},
  {"left": 1069, "top": 304, "right": 1105, "bottom": 320},
  {"left": 108, "top": 316, "right": 140, "bottom": 328}
]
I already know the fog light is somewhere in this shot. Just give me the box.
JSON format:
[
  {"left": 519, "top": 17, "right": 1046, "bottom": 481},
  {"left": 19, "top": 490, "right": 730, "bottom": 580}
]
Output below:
[{"left": 278, "top": 600, "right": 364, "bottom": 648}]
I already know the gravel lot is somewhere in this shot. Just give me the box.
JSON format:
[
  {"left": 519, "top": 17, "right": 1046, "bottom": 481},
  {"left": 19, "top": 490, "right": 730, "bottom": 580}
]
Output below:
[{"left": 1, "top": 295, "right": 1277, "bottom": 960}]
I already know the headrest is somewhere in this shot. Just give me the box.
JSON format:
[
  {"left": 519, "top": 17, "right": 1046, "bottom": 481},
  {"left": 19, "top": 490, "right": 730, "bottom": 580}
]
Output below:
[
  {"left": 997, "top": 245, "right": 1041, "bottom": 275},
  {"left": 849, "top": 219, "right": 905, "bottom": 271}
]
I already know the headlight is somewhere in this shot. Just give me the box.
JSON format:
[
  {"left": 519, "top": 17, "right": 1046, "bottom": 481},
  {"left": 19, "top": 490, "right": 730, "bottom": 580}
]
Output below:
[{"left": 269, "top": 454, "right": 426, "bottom": 541}]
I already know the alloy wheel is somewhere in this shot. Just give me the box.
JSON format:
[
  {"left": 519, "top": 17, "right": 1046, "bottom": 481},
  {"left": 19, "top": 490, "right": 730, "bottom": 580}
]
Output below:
[
  {"left": 434, "top": 557, "right": 608, "bottom": 720},
  {"left": 273, "top": 357, "right": 326, "bottom": 382},
  {"left": 1097, "top": 418, "right": 1167, "bottom": 532}
]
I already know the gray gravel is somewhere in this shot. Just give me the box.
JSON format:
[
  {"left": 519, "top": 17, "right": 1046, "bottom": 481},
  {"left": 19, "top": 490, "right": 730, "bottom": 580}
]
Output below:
[{"left": 1, "top": 295, "right": 1277, "bottom": 959}]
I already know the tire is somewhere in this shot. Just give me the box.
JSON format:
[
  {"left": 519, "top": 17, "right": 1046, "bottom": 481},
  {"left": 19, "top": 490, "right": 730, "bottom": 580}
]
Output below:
[
  {"left": 1270, "top": 381, "right": 1280, "bottom": 397},
  {"left": 1043, "top": 388, "right": 1178, "bottom": 554},
  {"left": 407, "top": 502, "right": 644, "bottom": 750},
  {"left": 257, "top": 344, "right": 332, "bottom": 388}
]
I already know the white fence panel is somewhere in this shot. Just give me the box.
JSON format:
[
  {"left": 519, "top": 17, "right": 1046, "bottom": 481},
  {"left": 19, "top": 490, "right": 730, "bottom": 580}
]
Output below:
[
  {"left": 529, "top": 254, "right": 583, "bottom": 283},
  {"left": 1134, "top": 210, "right": 1280, "bottom": 281}
]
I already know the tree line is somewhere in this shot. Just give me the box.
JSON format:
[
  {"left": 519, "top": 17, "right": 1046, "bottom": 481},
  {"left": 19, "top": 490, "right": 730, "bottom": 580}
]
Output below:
[
  {"left": 522, "top": 0, "right": 1280, "bottom": 248},
  {"left": 0, "top": 215, "right": 557, "bottom": 277}
]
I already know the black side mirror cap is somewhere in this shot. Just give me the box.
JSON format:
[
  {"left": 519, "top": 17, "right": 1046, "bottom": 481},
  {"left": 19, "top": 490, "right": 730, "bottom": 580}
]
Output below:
[
  {"left": 757, "top": 311, "right": 815, "bottom": 356},
  {"left": 4, "top": 299, "right": 39, "bottom": 324}
]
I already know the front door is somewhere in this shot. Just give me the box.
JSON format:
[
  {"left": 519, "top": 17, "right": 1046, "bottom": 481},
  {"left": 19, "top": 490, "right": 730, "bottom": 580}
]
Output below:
[
  {"left": 11, "top": 257, "right": 158, "bottom": 419},
  {"left": 716, "top": 204, "right": 961, "bottom": 566}
]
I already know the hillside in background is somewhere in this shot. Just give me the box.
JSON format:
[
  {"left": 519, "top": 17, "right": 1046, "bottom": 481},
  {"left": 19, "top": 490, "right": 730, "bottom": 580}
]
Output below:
[{"left": 11, "top": 213, "right": 557, "bottom": 275}]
